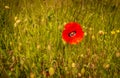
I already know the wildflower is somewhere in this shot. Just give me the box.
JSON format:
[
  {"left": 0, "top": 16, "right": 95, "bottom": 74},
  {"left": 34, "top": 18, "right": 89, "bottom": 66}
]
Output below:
[
  {"left": 12, "top": 56, "right": 15, "bottom": 62},
  {"left": 82, "top": 26, "right": 86, "bottom": 29},
  {"left": 89, "top": 63, "right": 95, "bottom": 69},
  {"left": 111, "top": 31, "right": 115, "bottom": 35},
  {"left": 10, "top": 41, "right": 13, "bottom": 46},
  {"left": 89, "top": 27, "right": 93, "bottom": 31},
  {"left": 72, "top": 63, "right": 76, "bottom": 68},
  {"left": 98, "top": 30, "right": 104, "bottom": 35},
  {"left": 24, "top": 18, "right": 28, "bottom": 22},
  {"left": 5, "top": 6, "right": 10, "bottom": 9},
  {"left": 19, "top": 42, "right": 22, "bottom": 46},
  {"left": 81, "top": 67, "right": 85, "bottom": 75},
  {"left": 47, "top": 45, "right": 51, "bottom": 50},
  {"left": 80, "top": 54, "right": 84, "bottom": 58},
  {"left": 103, "top": 63, "right": 110, "bottom": 69},
  {"left": 58, "top": 25, "right": 62, "bottom": 30},
  {"left": 41, "top": 70, "right": 47, "bottom": 77},
  {"left": 78, "top": 73, "right": 82, "bottom": 77},
  {"left": 14, "top": 16, "right": 18, "bottom": 21},
  {"left": 20, "top": 58, "right": 24, "bottom": 65},
  {"left": 14, "top": 19, "right": 21, "bottom": 27},
  {"left": 62, "top": 22, "right": 84, "bottom": 44},
  {"left": 65, "top": 67, "right": 68, "bottom": 71},
  {"left": 37, "top": 44, "right": 40, "bottom": 49},
  {"left": 116, "top": 52, "right": 120, "bottom": 57},
  {"left": 41, "top": 18, "right": 45, "bottom": 23},
  {"left": 49, "top": 67, "right": 55, "bottom": 76},
  {"left": 16, "top": 20, "right": 21, "bottom": 24},
  {"left": 14, "top": 23, "right": 19, "bottom": 27},
  {"left": 84, "top": 32, "right": 87, "bottom": 36},
  {"left": 91, "top": 35, "right": 95, "bottom": 40},
  {"left": 32, "top": 63, "right": 36, "bottom": 68},
  {"left": 30, "top": 72, "right": 35, "bottom": 78},
  {"left": 10, "top": 68, "right": 14, "bottom": 71},
  {"left": 116, "top": 30, "right": 120, "bottom": 33}
]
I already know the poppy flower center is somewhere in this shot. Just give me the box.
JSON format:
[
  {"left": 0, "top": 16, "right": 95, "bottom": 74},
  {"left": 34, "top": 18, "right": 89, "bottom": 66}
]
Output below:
[{"left": 68, "top": 31, "right": 76, "bottom": 37}]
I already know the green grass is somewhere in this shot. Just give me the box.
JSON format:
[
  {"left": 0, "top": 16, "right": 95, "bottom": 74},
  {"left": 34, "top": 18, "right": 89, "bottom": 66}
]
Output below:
[{"left": 0, "top": 0, "right": 120, "bottom": 78}]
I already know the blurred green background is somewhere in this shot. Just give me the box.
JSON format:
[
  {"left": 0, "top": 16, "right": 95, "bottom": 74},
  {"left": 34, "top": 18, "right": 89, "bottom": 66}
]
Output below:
[{"left": 0, "top": 0, "right": 120, "bottom": 78}]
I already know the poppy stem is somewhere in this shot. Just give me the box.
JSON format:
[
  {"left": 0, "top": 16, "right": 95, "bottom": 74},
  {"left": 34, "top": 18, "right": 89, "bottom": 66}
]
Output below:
[
  {"left": 62, "top": 45, "right": 66, "bottom": 67},
  {"left": 63, "top": 45, "right": 65, "bottom": 58}
]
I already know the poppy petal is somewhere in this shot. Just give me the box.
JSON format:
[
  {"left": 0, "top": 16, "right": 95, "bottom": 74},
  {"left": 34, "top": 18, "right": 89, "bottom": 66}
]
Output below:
[{"left": 62, "top": 22, "right": 84, "bottom": 44}]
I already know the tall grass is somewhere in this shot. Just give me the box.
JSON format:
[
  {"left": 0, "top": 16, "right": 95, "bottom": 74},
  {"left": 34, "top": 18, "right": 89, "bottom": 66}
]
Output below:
[{"left": 0, "top": 0, "right": 120, "bottom": 78}]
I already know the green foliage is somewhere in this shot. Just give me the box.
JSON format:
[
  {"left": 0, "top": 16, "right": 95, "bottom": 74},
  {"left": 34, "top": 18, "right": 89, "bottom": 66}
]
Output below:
[{"left": 0, "top": 0, "right": 120, "bottom": 78}]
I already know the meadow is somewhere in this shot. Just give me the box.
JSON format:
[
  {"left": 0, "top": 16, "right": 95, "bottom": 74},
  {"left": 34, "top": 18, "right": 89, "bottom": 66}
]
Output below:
[{"left": 0, "top": 0, "right": 120, "bottom": 78}]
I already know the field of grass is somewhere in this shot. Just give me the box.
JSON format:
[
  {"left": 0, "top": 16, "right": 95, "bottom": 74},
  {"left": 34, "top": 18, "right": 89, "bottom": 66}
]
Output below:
[{"left": 0, "top": 0, "right": 120, "bottom": 78}]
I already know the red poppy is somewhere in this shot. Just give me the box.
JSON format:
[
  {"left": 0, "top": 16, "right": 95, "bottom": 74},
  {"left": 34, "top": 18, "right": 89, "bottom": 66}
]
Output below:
[{"left": 62, "top": 22, "right": 84, "bottom": 44}]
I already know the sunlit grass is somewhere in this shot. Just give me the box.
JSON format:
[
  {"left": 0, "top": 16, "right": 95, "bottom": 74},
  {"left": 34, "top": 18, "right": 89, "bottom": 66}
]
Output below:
[{"left": 0, "top": 0, "right": 120, "bottom": 78}]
